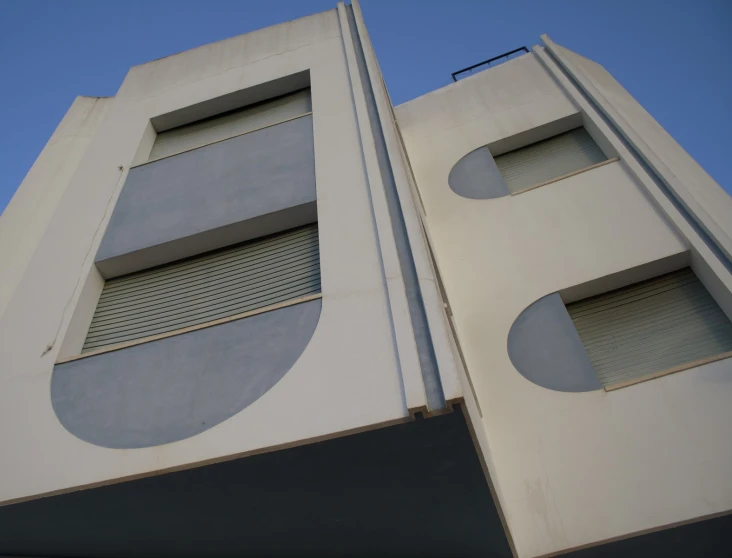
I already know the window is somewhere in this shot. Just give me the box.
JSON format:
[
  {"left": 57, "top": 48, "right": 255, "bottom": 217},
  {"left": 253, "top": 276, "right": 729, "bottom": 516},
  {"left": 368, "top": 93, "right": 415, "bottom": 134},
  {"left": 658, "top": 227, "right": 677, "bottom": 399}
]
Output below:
[
  {"left": 83, "top": 224, "right": 320, "bottom": 353},
  {"left": 149, "top": 88, "right": 312, "bottom": 161},
  {"left": 495, "top": 127, "right": 608, "bottom": 194},
  {"left": 566, "top": 268, "right": 732, "bottom": 388}
]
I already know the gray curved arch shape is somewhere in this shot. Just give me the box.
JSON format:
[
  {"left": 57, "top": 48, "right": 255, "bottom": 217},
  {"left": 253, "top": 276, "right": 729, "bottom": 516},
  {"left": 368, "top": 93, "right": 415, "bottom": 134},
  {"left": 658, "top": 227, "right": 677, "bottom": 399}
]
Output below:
[
  {"left": 507, "top": 293, "right": 600, "bottom": 392},
  {"left": 51, "top": 299, "right": 321, "bottom": 449},
  {"left": 448, "top": 146, "right": 509, "bottom": 200}
]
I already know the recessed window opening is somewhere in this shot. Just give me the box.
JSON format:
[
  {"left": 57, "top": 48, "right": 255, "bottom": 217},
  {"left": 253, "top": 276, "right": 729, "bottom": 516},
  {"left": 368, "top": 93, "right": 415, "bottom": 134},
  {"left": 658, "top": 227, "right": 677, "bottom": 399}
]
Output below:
[
  {"left": 83, "top": 224, "right": 320, "bottom": 353},
  {"left": 495, "top": 127, "right": 609, "bottom": 194},
  {"left": 149, "top": 88, "right": 312, "bottom": 161},
  {"left": 566, "top": 267, "right": 732, "bottom": 388}
]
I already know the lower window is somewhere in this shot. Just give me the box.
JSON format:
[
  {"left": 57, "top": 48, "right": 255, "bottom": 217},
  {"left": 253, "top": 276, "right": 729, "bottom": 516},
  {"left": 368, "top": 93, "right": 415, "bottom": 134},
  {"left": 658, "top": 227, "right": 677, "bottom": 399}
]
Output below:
[
  {"left": 83, "top": 224, "right": 320, "bottom": 352},
  {"left": 566, "top": 267, "right": 732, "bottom": 387}
]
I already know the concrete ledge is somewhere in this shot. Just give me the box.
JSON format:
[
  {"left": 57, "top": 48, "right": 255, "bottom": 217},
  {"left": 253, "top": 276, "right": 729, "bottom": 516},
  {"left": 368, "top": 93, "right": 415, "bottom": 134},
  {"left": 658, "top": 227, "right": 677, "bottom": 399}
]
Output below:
[
  {"left": 96, "top": 201, "right": 317, "bottom": 278},
  {"left": 151, "top": 70, "right": 310, "bottom": 132}
]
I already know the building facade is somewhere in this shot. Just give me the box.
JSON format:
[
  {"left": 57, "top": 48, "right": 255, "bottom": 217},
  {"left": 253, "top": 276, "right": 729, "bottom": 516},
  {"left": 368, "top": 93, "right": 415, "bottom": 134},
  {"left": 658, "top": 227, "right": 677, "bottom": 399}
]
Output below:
[{"left": 1, "top": 2, "right": 731, "bottom": 557}]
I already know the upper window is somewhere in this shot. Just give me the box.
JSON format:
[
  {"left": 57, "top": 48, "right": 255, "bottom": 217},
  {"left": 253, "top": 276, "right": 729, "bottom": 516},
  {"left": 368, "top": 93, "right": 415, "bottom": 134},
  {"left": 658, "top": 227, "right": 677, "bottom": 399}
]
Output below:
[
  {"left": 149, "top": 88, "right": 312, "bottom": 161},
  {"left": 84, "top": 224, "right": 320, "bottom": 353},
  {"left": 495, "top": 127, "right": 607, "bottom": 194},
  {"left": 566, "top": 268, "right": 732, "bottom": 388},
  {"left": 448, "top": 126, "right": 612, "bottom": 200}
]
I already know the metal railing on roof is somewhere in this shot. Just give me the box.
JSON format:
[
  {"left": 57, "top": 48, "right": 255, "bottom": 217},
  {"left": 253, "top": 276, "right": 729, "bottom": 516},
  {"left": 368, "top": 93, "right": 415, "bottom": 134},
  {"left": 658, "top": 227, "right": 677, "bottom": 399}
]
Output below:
[{"left": 451, "top": 46, "right": 529, "bottom": 82}]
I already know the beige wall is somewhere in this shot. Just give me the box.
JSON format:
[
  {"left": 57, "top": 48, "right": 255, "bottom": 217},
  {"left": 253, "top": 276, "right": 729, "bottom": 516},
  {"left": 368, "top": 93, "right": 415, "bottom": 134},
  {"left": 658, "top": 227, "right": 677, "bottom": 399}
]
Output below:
[
  {"left": 0, "top": 8, "right": 434, "bottom": 506},
  {"left": 547, "top": 39, "right": 732, "bottom": 264},
  {"left": 396, "top": 51, "right": 732, "bottom": 557},
  {"left": 0, "top": 96, "right": 113, "bottom": 321}
]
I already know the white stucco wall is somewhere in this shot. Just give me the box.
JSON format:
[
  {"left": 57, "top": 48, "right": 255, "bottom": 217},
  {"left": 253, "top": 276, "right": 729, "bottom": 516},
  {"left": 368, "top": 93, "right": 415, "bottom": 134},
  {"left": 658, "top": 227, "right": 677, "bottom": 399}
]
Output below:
[
  {"left": 396, "top": 52, "right": 732, "bottom": 557},
  {"left": 547, "top": 40, "right": 732, "bottom": 264},
  {"left": 0, "top": 9, "right": 426, "bottom": 505},
  {"left": 0, "top": 96, "right": 113, "bottom": 321}
]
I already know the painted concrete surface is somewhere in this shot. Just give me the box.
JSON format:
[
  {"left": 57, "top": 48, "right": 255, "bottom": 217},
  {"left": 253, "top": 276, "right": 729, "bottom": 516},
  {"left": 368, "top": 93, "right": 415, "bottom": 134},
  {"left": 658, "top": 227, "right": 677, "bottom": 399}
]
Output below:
[
  {"left": 0, "top": 7, "right": 417, "bottom": 507},
  {"left": 545, "top": 38, "right": 732, "bottom": 265},
  {"left": 3, "top": 5, "right": 730, "bottom": 556},
  {"left": 348, "top": 0, "right": 462, "bottom": 406},
  {"left": 336, "top": 3, "right": 429, "bottom": 413},
  {"left": 394, "top": 50, "right": 732, "bottom": 557},
  {"left": 507, "top": 293, "right": 600, "bottom": 392},
  {"left": 96, "top": 115, "right": 316, "bottom": 277},
  {"left": 449, "top": 146, "right": 510, "bottom": 199},
  {"left": 52, "top": 300, "right": 321, "bottom": 449},
  {"left": 533, "top": 44, "right": 732, "bottom": 323},
  {"left": 0, "top": 96, "right": 113, "bottom": 321},
  {"left": 345, "top": 4, "right": 444, "bottom": 411}
]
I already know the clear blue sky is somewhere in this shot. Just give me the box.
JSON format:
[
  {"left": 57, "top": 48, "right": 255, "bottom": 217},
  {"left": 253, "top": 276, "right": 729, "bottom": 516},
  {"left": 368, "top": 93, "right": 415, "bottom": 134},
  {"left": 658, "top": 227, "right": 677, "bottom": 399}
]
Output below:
[{"left": 1, "top": 0, "right": 731, "bottom": 213}]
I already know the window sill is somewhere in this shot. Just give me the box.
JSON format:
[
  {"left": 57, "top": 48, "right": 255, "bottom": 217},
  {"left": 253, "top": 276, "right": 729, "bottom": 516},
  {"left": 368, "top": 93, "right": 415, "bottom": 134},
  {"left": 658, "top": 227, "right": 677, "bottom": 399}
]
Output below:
[
  {"left": 55, "top": 293, "right": 322, "bottom": 365},
  {"left": 510, "top": 157, "right": 620, "bottom": 196},
  {"left": 604, "top": 351, "right": 732, "bottom": 392}
]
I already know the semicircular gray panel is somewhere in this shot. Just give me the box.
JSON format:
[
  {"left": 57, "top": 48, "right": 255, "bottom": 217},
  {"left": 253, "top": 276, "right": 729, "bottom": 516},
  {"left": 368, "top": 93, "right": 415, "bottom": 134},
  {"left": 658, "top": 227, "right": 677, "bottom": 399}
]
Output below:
[
  {"left": 507, "top": 293, "right": 600, "bottom": 392},
  {"left": 51, "top": 299, "right": 321, "bottom": 449},
  {"left": 448, "top": 146, "right": 509, "bottom": 200}
]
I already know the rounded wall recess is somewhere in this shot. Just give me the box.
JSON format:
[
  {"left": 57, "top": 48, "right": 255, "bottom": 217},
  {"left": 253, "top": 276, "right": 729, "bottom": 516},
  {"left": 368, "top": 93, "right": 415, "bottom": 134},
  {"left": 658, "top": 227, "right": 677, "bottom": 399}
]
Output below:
[
  {"left": 448, "top": 146, "right": 509, "bottom": 200},
  {"left": 507, "top": 293, "right": 600, "bottom": 392},
  {"left": 51, "top": 299, "right": 322, "bottom": 449}
]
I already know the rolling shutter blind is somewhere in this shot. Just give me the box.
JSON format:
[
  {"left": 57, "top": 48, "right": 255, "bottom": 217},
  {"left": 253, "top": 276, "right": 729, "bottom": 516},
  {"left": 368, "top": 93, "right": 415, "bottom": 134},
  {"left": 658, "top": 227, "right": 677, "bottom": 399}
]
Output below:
[
  {"left": 149, "top": 88, "right": 312, "bottom": 161},
  {"left": 495, "top": 127, "right": 607, "bottom": 193},
  {"left": 84, "top": 224, "right": 320, "bottom": 352},
  {"left": 567, "top": 268, "right": 732, "bottom": 387}
]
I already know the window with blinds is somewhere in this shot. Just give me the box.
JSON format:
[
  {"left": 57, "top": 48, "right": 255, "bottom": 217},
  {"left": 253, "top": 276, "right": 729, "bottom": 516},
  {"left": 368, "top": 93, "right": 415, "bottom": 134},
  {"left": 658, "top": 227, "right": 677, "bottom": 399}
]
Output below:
[
  {"left": 495, "top": 127, "right": 607, "bottom": 194},
  {"left": 149, "top": 88, "right": 312, "bottom": 161},
  {"left": 566, "top": 268, "right": 732, "bottom": 387},
  {"left": 84, "top": 224, "right": 320, "bottom": 352}
]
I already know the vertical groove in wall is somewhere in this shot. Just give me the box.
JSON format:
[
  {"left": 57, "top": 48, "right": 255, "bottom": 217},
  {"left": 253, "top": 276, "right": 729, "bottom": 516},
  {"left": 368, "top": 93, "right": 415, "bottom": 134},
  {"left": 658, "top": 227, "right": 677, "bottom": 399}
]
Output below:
[
  {"left": 335, "top": 4, "right": 410, "bottom": 413},
  {"left": 540, "top": 46, "right": 732, "bottom": 275},
  {"left": 345, "top": 5, "right": 445, "bottom": 411}
]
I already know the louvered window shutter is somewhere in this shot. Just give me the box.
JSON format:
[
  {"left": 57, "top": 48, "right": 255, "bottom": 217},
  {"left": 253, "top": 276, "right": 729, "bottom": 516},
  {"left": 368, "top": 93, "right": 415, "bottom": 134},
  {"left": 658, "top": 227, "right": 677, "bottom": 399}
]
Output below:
[
  {"left": 84, "top": 224, "right": 320, "bottom": 352},
  {"left": 566, "top": 268, "right": 732, "bottom": 387},
  {"left": 149, "top": 89, "right": 312, "bottom": 161},
  {"left": 495, "top": 127, "right": 607, "bottom": 193}
]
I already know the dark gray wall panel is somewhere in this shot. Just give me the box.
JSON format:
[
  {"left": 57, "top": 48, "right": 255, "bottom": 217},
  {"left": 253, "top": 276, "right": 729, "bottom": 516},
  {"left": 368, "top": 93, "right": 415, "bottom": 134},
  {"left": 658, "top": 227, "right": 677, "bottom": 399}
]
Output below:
[
  {"left": 0, "top": 407, "right": 513, "bottom": 558},
  {"left": 448, "top": 146, "right": 510, "bottom": 199},
  {"left": 52, "top": 299, "right": 321, "bottom": 449},
  {"left": 96, "top": 115, "right": 315, "bottom": 278},
  {"left": 508, "top": 293, "right": 600, "bottom": 392}
]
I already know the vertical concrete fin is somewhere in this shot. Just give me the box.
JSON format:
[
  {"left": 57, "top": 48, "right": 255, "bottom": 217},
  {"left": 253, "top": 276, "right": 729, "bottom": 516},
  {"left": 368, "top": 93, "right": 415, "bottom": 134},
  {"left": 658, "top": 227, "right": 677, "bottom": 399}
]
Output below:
[
  {"left": 336, "top": 2, "right": 424, "bottom": 412},
  {"left": 344, "top": 2, "right": 447, "bottom": 411}
]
